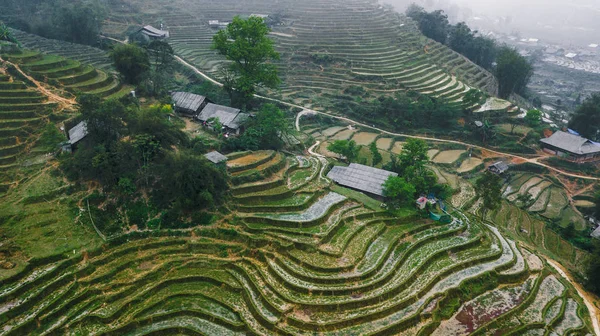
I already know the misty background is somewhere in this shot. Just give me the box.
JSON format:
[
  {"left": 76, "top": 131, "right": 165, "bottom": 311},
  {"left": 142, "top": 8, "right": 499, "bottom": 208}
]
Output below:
[{"left": 385, "top": 0, "right": 600, "bottom": 46}]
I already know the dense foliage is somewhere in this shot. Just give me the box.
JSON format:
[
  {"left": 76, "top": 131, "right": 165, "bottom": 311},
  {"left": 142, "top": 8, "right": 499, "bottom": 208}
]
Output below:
[
  {"left": 0, "top": 22, "right": 19, "bottom": 45},
  {"left": 212, "top": 16, "right": 280, "bottom": 108},
  {"left": 110, "top": 43, "right": 151, "bottom": 85},
  {"left": 336, "top": 90, "right": 462, "bottom": 132},
  {"left": 61, "top": 95, "right": 228, "bottom": 233},
  {"left": 383, "top": 139, "right": 452, "bottom": 207},
  {"left": 226, "top": 103, "right": 291, "bottom": 151},
  {"left": 475, "top": 171, "right": 503, "bottom": 217},
  {"left": 327, "top": 140, "right": 360, "bottom": 162},
  {"left": 2, "top": 0, "right": 106, "bottom": 46},
  {"left": 569, "top": 93, "right": 600, "bottom": 141},
  {"left": 407, "top": 5, "right": 533, "bottom": 98},
  {"left": 495, "top": 47, "right": 534, "bottom": 99}
]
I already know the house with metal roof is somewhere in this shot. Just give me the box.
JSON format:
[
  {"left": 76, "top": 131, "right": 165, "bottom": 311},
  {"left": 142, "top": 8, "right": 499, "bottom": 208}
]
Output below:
[
  {"left": 171, "top": 92, "right": 210, "bottom": 117},
  {"left": 540, "top": 131, "right": 600, "bottom": 163},
  {"left": 196, "top": 103, "right": 249, "bottom": 134},
  {"left": 62, "top": 121, "right": 89, "bottom": 152},
  {"left": 139, "top": 25, "right": 169, "bottom": 39},
  {"left": 203, "top": 151, "right": 228, "bottom": 165},
  {"left": 488, "top": 161, "right": 509, "bottom": 174},
  {"left": 327, "top": 163, "right": 398, "bottom": 198}
]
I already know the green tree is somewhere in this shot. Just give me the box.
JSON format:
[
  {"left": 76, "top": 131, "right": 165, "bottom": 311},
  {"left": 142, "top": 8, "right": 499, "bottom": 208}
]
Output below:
[
  {"left": 212, "top": 16, "right": 280, "bottom": 108},
  {"left": 406, "top": 6, "right": 450, "bottom": 44},
  {"left": 369, "top": 142, "right": 382, "bottom": 166},
  {"left": 475, "top": 171, "right": 503, "bottom": 218},
  {"left": 383, "top": 176, "right": 416, "bottom": 209},
  {"left": 524, "top": 109, "right": 542, "bottom": 127},
  {"left": 328, "top": 140, "right": 359, "bottom": 162},
  {"left": 0, "top": 22, "right": 19, "bottom": 45},
  {"left": 79, "top": 95, "right": 126, "bottom": 146},
  {"left": 139, "top": 40, "right": 175, "bottom": 97},
  {"left": 495, "top": 47, "right": 533, "bottom": 99},
  {"left": 153, "top": 151, "right": 228, "bottom": 211},
  {"left": 50, "top": 0, "right": 106, "bottom": 45},
  {"left": 110, "top": 43, "right": 150, "bottom": 84},
  {"left": 398, "top": 138, "right": 429, "bottom": 174},
  {"left": 568, "top": 93, "right": 600, "bottom": 141},
  {"left": 237, "top": 104, "right": 289, "bottom": 150}
]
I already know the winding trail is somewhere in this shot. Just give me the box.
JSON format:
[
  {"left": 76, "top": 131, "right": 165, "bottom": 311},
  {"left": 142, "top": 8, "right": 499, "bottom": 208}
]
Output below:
[
  {"left": 0, "top": 57, "right": 76, "bottom": 110},
  {"left": 547, "top": 259, "right": 600, "bottom": 335},
  {"left": 169, "top": 56, "right": 600, "bottom": 182}
]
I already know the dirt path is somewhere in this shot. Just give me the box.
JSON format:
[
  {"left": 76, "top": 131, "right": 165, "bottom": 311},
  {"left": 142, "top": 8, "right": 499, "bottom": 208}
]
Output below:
[
  {"left": 0, "top": 57, "right": 76, "bottom": 110},
  {"left": 547, "top": 259, "right": 600, "bottom": 335},
  {"left": 169, "top": 45, "right": 600, "bottom": 183}
]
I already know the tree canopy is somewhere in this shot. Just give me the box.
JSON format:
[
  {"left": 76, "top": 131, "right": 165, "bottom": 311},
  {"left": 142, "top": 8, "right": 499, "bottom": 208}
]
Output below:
[
  {"left": 524, "top": 109, "right": 542, "bottom": 127},
  {"left": 3, "top": 0, "right": 106, "bottom": 46},
  {"left": 0, "top": 22, "right": 19, "bottom": 45},
  {"left": 212, "top": 16, "right": 280, "bottom": 108},
  {"left": 327, "top": 140, "right": 360, "bottom": 162},
  {"left": 233, "top": 104, "right": 290, "bottom": 150},
  {"left": 383, "top": 176, "right": 416, "bottom": 208},
  {"left": 406, "top": 5, "right": 449, "bottom": 44},
  {"left": 495, "top": 47, "right": 533, "bottom": 99},
  {"left": 110, "top": 43, "right": 150, "bottom": 85},
  {"left": 475, "top": 171, "right": 503, "bottom": 217},
  {"left": 568, "top": 93, "right": 600, "bottom": 141}
]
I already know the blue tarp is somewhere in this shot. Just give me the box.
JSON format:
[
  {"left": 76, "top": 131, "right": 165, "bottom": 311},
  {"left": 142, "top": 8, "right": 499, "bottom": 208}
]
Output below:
[{"left": 567, "top": 128, "right": 581, "bottom": 136}]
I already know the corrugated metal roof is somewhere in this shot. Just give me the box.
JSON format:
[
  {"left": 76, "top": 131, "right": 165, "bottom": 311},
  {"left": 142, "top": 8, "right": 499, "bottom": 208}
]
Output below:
[
  {"left": 68, "top": 121, "right": 88, "bottom": 145},
  {"left": 141, "top": 25, "right": 169, "bottom": 38},
  {"left": 327, "top": 163, "right": 398, "bottom": 196},
  {"left": 197, "top": 103, "right": 245, "bottom": 130},
  {"left": 204, "top": 151, "right": 228, "bottom": 164},
  {"left": 171, "top": 92, "right": 207, "bottom": 114},
  {"left": 540, "top": 131, "right": 600, "bottom": 155},
  {"left": 491, "top": 161, "right": 509, "bottom": 173}
]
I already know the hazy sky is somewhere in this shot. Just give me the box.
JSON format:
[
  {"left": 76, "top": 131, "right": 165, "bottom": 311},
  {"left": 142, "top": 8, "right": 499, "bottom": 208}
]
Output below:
[{"left": 384, "top": 0, "right": 600, "bottom": 46}]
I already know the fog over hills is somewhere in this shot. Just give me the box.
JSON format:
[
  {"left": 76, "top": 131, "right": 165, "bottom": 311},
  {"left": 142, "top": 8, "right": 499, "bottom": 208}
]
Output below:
[{"left": 385, "top": 0, "right": 600, "bottom": 46}]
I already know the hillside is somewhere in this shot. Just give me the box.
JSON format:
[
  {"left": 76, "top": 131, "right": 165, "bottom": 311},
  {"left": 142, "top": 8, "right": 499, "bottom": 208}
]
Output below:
[
  {"left": 0, "top": 151, "right": 595, "bottom": 334},
  {"left": 100, "top": 0, "right": 498, "bottom": 112}
]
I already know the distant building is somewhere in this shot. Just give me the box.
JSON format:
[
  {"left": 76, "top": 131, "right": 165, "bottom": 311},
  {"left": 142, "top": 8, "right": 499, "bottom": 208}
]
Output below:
[
  {"left": 171, "top": 92, "right": 210, "bottom": 117},
  {"left": 250, "top": 14, "right": 269, "bottom": 19},
  {"left": 488, "top": 161, "right": 509, "bottom": 174},
  {"left": 565, "top": 53, "right": 578, "bottom": 59},
  {"left": 196, "top": 103, "right": 249, "bottom": 135},
  {"left": 208, "top": 20, "right": 220, "bottom": 28},
  {"left": 204, "top": 151, "right": 228, "bottom": 165},
  {"left": 591, "top": 226, "right": 600, "bottom": 239},
  {"left": 136, "top": 25, "right": 169, "bottom": 40},
  {"left": 540, "top": 130, "right": 600, "bottom": 163},
  {"left": 327, "top": 163, "right": 398, "bottom": 198},
  {"left": 63, "top": 121, "right": 88, "bottom": 152}
]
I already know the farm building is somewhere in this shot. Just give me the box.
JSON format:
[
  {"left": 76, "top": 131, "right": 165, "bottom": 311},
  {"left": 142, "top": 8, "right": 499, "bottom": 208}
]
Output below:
[
  {"left": 327, "top": 163, "right": 398, "bottom": 198},
  {"left": 540, "top": 131, "right": 600, "bottom": 163},
  {"left": 63, "top": 121, "right": 88, "bottom": 152},
  {"left": 171, "top": 92, "right": 210, "bottom": 117},
  {"left": 204, "top": 151, "right": 228, "bottom": 165},
  {"left": 488, "top": 161, "right": 509, "bottom": 174},
  {"left": 196, "top": 103, "right": 249, "bottom": 135},
  {"left": 138, "top": 25, "right": 170, "bottom": 39}
]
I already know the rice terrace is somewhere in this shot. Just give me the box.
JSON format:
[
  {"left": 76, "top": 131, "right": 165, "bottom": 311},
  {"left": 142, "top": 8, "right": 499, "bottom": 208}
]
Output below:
[{"left": 1, "top": 0, "right": 600, "bottom": 335}]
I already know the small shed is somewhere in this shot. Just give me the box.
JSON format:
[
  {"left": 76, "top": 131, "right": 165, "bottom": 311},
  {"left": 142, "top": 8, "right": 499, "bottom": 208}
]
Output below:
[
  {"left": 63, "top": 121, "right": 88, "bottom": 152},
  {"left": 197, "top": 103, "right": 249, "bottom": 135},
  {"left": 208, "top": 20, "right": 220, "bottom": 28},
  {"left": 489, "top": 161, "right": 509, "bottom": 174},
  {"left": 171, "top": 92, "right": 210, "bottom": 117},
  {"left": 204, "top": 151, "right": 228, "bottom": 165}
]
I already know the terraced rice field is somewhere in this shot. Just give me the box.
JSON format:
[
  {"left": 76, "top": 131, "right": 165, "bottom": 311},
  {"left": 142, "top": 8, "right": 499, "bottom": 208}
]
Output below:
[
  {"left": 431, "top": 150, "right": 466, "bottom": 164},
  {"left": 0, "top": 69, "right": 53, "bottom": 193},
  {"left": 2, "top": 49, "right": 130, "bottom": 99},
  {"left": 351, "top": 132, "right": 378, "bottom": 146},
  {"left": 101, "top": 0, "right": 497, "bottom": 112},
  {"left": 456, "top": 157, "right": 483, "bottom": 173},
  {"left": 0, "top": 151, "right": 594, "bottom": 335}
]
